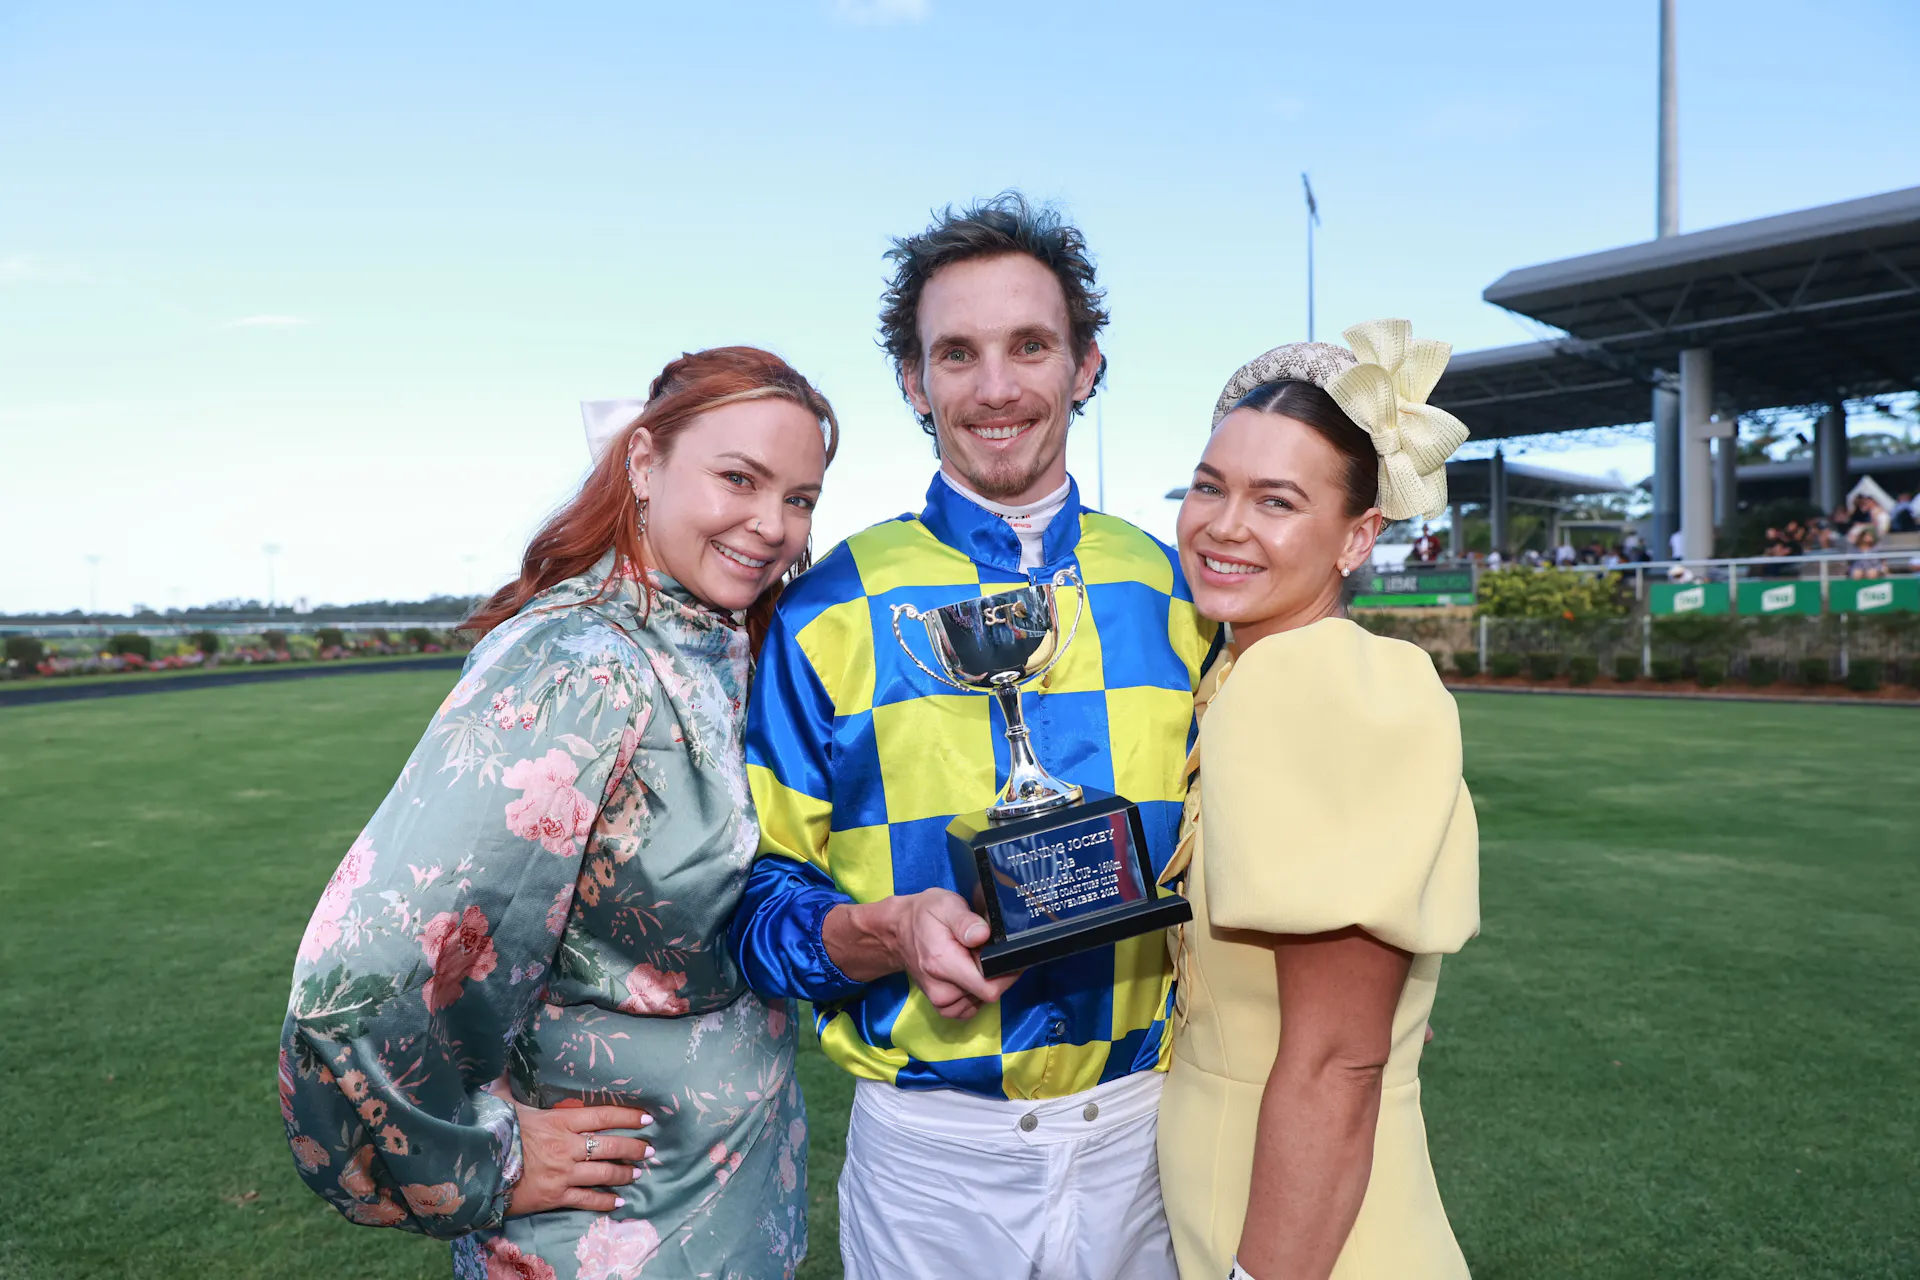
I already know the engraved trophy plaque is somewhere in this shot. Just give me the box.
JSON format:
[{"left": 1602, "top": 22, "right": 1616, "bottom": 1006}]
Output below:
[{"left": 891, "top": 568, "right": 1192, "bottom": 977}]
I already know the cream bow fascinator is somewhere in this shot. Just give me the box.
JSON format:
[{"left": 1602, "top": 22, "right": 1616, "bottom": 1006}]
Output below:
[
  {"left": 580, "top": 398, "right": 649, "bottom": 463},
  {"left": 1211, "top": 319, "right": 1470, "bottom": 522}
]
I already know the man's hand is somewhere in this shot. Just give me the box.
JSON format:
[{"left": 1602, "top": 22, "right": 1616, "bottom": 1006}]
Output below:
[{"left": 824, "top": 890, "right": 1021, "bottom": 1020}]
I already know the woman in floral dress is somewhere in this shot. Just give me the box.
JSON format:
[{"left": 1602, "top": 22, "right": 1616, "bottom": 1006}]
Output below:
[{"left": 280, "top": 347, "right": 838, "bottom": 1280}]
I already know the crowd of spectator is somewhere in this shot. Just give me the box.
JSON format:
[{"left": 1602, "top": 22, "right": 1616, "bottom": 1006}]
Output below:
[
  {"left": 1758, "top": 494, "right": 1917, "bottom": 578},
  {"left": 1401, "top": 495, "right": 1920, "bottom": 580}
]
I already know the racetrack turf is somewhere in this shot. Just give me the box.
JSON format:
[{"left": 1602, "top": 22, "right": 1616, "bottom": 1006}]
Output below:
[{"left": 0, "top": 674, "right": 1913, "bottom": 1278}]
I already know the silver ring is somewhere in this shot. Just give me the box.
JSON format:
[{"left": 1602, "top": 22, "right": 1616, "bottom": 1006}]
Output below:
[{"left": 583, "top": 1134, "right": 600, "bottom": 1159}]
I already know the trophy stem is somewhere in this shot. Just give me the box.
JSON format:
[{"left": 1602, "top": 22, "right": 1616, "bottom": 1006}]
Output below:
[{"left": 988, "top": 683, "right": 1083, "bottom": 821}]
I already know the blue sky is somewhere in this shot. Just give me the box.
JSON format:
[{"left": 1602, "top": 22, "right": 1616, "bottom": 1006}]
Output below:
[{"left": 2, "top": 0, "right": 1916, "bottom": 613}]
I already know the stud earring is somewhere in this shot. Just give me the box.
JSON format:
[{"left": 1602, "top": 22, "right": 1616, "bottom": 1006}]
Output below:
[{"left": 1340, "top": 566, "right": 1351, "bottom": 578}]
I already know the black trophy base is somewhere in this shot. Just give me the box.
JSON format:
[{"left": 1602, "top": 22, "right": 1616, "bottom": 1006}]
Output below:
[
  {"left": 977, "top": 894, "right": 1192, "bottom": 978},
  {"left": 946, "top": 787, "right": 1192, "bottom": 979}
]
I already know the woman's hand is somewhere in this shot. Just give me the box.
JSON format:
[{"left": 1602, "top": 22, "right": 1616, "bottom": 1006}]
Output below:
[{"left": 506, "top": 1102, "right": 655, "bottom": 1217}]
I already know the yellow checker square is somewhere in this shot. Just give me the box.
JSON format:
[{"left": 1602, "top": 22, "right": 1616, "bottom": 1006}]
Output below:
[
  {"left": 747, "top": 763, "right": 833, "bottom": 875},
  {"left": 850, "top": 521, "right": 980, "bottom": 597},
  {"left": 821, "top": 1011, "right": 908, "bottom": 1085},
  {"left": 1001, "top": 1043, "right": 1111, "bottom": 1101},
  {"left": 1075, "top": 513, "right": 1174, "bottom": 593},
  {"left": 1167, "top": 597, "right": 1216, "bottom": 675},
  {"left": 1035, "top": 584, "right": 1105, "bottom": 694},
  {"left": 871, "top": 694, "right": 998, "bottom": 824},
  {"left": 888, "top": 986, "right": 1003, "bottom": 1064},
  {"left": 823, "top": 822, "right": 894, "bottom": 903},
  {"left": 1103, "top": 685, "right": 1196, "bottom": 804},
  {"left": 796, "top": 596, "right": 876, "bottom": 717},
  {"left": 1109, "top": 933, "right": 1175, "bottom": 1038}
]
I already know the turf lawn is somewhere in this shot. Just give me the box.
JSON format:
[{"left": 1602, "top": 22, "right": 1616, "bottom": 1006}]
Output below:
[{"left": 0, "top": 676, "right": 1914, "bottom": 1279}]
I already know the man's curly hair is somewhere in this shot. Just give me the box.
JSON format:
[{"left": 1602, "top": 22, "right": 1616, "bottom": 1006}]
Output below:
[{"left": 879, "top": 191, "right": 1110, "bottom": 437}]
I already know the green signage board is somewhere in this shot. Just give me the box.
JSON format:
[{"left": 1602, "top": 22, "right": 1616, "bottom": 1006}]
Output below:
[
  {"left": 1350, "top": 592, "right": 1476, "bottom": 609},
  {"left": 1649, "top": 582, "right": 1731, "bottom": 616},
  {"left": 1830, "top": 578, "right": 1920, "bottom": 614},
  {"left": 1354, "top": 567, "right": 1475, "bottom": 609},
  {"left": 1735, "top": 580, "right": 1822, "bottom": 616}
]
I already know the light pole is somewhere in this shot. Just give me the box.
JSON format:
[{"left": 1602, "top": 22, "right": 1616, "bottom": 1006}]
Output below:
[
  {"left": 264, "top": 543, "right": 281, "bottom": 616},
  {"left": 1095, "top": 386, "right": 1107, "bottom": 512},
  {"left": 1302, "top": 173, "right": 1321, "bottom": 342}
]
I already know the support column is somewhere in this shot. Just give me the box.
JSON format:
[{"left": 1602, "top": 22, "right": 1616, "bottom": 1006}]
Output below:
[
  {"left": 1488, "top": 450, "right": 1509, "bottom": 561},
  {"left": 1814, "top": 400, "right": 1847, "bottom": 515},
  {"left": 1448, "top": 500, "right": 1463, "bottom": 559},
  {"left": 1652, "top": 385, "right": 1681, "bottom": 558},
  {"left": 1679, "top": 349, "right": 1714, "bottom": 561},
  {"left": 1714, "top": 419, "right": 1739, "bottom": 532}
]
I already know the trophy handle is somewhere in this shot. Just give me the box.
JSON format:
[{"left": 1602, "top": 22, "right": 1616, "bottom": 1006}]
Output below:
[
  {"left": 1020, "top": 565, "right": 1085, "bottom": 689},
  {"left": 889, "top": 602, "right": 974, "bottom": 693}
]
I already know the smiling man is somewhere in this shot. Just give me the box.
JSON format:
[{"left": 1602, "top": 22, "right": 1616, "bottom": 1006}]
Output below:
[{"left": 730, "top": 194, "right": 1215, "bottom": 1280}]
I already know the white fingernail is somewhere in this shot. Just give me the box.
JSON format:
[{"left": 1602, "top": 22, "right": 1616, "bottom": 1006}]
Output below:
[{"left": 640, "top": 1113, "right": 654, "bottom": 1126}]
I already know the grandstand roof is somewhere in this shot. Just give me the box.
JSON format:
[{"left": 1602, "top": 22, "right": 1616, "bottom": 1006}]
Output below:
[
  {"left": 1482, "top": 185, "right": 1920, "bottom": 413},
  {"left": 1429, "top": 341, "right": 1656, "bottom": 440},
  {"left": 1433, "top": 186, "right": 1920, "bottom": 443}
]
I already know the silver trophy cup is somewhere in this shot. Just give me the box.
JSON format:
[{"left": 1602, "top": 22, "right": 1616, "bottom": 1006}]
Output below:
[{"left": 890, "top": 567, "right": 1086, "bottom": 821}]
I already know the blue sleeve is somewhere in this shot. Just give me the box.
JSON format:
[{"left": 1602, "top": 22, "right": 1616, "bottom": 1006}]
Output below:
[
  {"left": 729, "top": 856, "right": 863, "bottom": 1002},
  {"left": 730, "top": 602, "right": 865, "bottom": 1002}
]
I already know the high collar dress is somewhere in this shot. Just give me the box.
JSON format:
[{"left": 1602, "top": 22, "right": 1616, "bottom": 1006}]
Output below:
[
  {"left": 280, "top": 555, "right": 809, "bottom": 1279},
  {"left": 1156, "top": 618, "right": 1480, "bottom": 1279}
]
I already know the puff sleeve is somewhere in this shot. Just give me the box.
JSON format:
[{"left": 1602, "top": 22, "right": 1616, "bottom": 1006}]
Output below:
[{"left": 1200, "top": 619, "right": 1478, "bottom": 955}]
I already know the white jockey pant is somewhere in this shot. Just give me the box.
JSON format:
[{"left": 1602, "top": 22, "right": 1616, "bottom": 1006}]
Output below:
[{"left": 838, "top": 1071, "right": 1177, "bottom": 1280}]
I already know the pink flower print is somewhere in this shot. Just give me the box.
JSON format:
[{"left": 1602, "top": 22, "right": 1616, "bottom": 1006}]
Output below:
[
  {"left": 707, "top": 1142, "right": 728, "bottom": 1165},
  {"left": 617, "top": 963, "right": 690, "bottom": 1016},
  {"left": 484, "top": 1238, "right": 559, "bottom": 1280},
  {"left": 339, "top": 1145, "right": 378, "bottom": 1199},
  {"left": 588, "top": 665, "right": 612, "bottom": 687},
  {"left": 718, "top": 1149, "right": 744, "bottom": 1187},
  {"left": 765, "top": 1003, "right": 788, "bottom": 1039},
  {"left": 573, "top": 1215, "right": 661, "bottom": 1280},
  {"left": 777, "top": 1145, "right": 797, "bottom": 1193},
  {"left": 491, "top": 686, "right": 519, "bottom": 730},
  {"left": 502, "top": 749, "right": 596, "bottom": 855},
  {"left": 289, "top": 1135, "right": 330, "bottom": 1173},
  {"left": 544, "top": 884, "right": 572, "bottom": 936},
  {"left": 419, "top": 905, "right": 499, "bottom": 1012},
  {"left": 788, "top": 1117, "right": 807, "bottom": 1149},
  {"left": 344, "top": 1191, "right": 407, "bottom": 1226},
  {"left": 297, "top": 832, "right": 376, "bottom": 963},
  {"left": 400, "top": 1181, "right": 465, "bottom": 1217}
]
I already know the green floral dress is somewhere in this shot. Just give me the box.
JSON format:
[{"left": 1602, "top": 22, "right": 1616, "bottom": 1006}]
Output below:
[{"left": 279, "top": 555, "right": 807, "bottom": 1280}]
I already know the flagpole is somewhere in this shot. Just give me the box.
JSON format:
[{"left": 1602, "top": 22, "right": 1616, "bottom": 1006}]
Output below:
[{"left": 1301, "top": 173, "right": 1320, "bottom": 342}]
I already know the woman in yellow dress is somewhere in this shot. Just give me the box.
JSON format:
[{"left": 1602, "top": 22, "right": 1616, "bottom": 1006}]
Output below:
[{"left": 1157, "top": 321, "right": 1480, "bottom": 1280}]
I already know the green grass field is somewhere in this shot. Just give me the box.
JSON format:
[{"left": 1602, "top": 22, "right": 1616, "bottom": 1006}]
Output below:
[{"left": 1, "top": 676, "right": 1914, "bottom": 1279}]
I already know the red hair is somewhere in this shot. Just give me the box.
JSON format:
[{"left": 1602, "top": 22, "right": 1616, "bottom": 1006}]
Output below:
[{"left": 463, "top": 346, "right": 840, "bottom": 653}]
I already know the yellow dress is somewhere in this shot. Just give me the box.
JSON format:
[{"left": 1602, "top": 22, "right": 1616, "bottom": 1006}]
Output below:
[{"left": 1157, "top": 618, "right": 1480, "bottom": 1280}]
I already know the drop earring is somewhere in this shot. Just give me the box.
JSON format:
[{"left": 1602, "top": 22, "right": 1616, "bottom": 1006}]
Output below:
[{"left": 636, "top": 495, "right": 649, "bottom": 537}]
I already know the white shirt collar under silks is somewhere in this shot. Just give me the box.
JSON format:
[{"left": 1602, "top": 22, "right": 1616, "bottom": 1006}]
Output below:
[{"left": 939, "top": 471, "right": 1072, "bottom": 570}]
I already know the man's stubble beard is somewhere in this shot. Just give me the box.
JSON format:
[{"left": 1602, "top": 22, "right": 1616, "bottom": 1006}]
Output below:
[{"left": 934, "top": 416, "right": 1069, "bottom": 502}]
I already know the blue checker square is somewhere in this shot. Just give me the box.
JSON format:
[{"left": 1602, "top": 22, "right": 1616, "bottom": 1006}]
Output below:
[
  {"left": 826, "top": 710, "right": 888, "bottom": 830},
  {"left": 1084, "top": 581, "right": 1182, "bottom": 690},
  {"left": 886, "top": 814, "right": 970, "bottom": 898},
  {"left": 989, "top": 687, "right": 1114, "bottom": 796}
]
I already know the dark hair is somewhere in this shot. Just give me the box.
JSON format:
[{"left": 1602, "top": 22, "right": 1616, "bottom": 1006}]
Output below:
[
  {"left": 1228, "top": 380, "right": 1379, "bottom": 517},
  {"left": 879, "top": 191, "right": 1109, "bottom": 436}
]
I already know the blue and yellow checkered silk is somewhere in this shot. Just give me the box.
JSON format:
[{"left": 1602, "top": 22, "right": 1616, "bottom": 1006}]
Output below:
[{"left": 729, "top": 476, "right": 1217, "bottom": 1100}]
